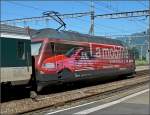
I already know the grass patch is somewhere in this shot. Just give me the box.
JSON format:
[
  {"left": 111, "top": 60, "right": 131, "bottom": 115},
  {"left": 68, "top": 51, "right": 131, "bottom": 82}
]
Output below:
[{"left": 135, "top": 60, "right": 149, "bottom": 66}]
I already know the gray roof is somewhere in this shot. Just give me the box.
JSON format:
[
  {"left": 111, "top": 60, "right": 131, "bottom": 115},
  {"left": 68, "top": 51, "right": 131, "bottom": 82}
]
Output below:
[
  {"left": 32, "top": 28, "right": 125, "bottom": 46},
  {"left": 0, "top": 24, "right": 37, "bottom": 36}
]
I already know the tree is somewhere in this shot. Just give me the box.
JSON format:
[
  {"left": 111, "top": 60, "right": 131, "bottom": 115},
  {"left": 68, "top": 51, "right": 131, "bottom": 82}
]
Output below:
[{"left": 128, "top": 47, "right": 139, "bottom": 60}]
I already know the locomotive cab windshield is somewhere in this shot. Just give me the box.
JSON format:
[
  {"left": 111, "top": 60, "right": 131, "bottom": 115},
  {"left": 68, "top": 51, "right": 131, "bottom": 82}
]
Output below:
[{"left": 31, "top": 42, "right": 43, "bottom": 56}]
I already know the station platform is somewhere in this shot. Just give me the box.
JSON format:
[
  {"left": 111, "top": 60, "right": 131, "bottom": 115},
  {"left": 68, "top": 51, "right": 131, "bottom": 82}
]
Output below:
[
  {"left": 136, "top": 65, "right": 149, "bottom": 71},
  {"left": 82, "top": 90, "right": 149, "bottom": 115},
  {"left": 45, "top": 89, "right": 149, "bottom": 115}
]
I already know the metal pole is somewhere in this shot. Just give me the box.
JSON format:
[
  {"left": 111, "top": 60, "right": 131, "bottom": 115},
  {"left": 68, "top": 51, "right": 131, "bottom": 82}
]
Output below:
[
  {"left": 145, "top": 39, "right": 149, "bottom": 63},
  {"left": 89, "top": 0, "right": 94, "bottom": 36},
  {"left": 128, "top": 36, "right": 132, "bottom": 47},
  {"left": 149, "top": 0, "right": 150, "bottom": 64},
  {"left": 140, "top": 45, "right": 143, "bottom": 60},
  {"left": 148, "top": 0, "right": 150, "bottom": 114}
]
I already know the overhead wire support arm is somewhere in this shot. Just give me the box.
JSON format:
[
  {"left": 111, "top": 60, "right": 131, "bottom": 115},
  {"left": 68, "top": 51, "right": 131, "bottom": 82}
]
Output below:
[
  {"left": 95, "top": 10, "right": 150, "bottom": 19},
  {"left": 0, "top": 12, "right": 91, "bottom": 25},
  {"left": 1, "top": 10, "right": 149, "bottom": 25}
]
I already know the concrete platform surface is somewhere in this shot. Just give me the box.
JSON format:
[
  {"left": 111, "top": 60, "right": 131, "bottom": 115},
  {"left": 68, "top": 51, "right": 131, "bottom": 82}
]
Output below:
[
  {"left": 44, "top": 89, "right": 149, "bottom": 115},
  {"left": 136, "top": 65, "right": 149, "bottom": 71}
]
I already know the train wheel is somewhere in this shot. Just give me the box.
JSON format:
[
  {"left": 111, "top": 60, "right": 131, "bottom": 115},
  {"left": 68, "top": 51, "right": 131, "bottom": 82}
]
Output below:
[
  {"left": 30, "top": 74, "right": 38, "bottom": 99},
  {"left": 30, "top": 83, "right": 43, "bottom": 99},
  {"left": 30, "top": 81, "right": 38, "bottom": 99},
  {"left": 125, "top": 72, "right": 135, "bottom": 78},
  {"left": 30, "top": 91, "right": 37, "bottom": 99},
  {"left": 59, "top": 69, "right": 74, "bottom": 82}
]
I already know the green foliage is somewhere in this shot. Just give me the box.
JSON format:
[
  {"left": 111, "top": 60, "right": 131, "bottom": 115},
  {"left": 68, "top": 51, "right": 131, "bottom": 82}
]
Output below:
[
  {"left": 128, "top": 47, "right": 139, "bottom": 60},
  {"left": 135, "top": 60, "right": 149, "bottom": 66}
]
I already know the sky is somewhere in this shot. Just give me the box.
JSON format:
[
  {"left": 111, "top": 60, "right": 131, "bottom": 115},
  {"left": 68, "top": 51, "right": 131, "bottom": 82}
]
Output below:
[{"left": 1, "top": 0, "right": 149, "bottom": 37}]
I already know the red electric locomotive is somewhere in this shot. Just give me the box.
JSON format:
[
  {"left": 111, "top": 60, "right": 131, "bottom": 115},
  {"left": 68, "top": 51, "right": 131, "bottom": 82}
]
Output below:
[{"left": 31, "top": 28, "right": 135, "bottom": 91}]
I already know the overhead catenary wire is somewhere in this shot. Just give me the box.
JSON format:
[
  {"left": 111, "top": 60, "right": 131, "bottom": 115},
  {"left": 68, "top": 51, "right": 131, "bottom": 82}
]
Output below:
[
  {"left": 79, "top": 1, "right": 133, "bottom": 34},
  {"left": 4, "top": 1, "right": 92, "bottom": 33},
  {"left": 105, "top": 34, "right": 150, "bottom": 38},
  {"left": 93, "top": 2, "right": 148, "bottom": 37},
  {"left": 1, "top": 1, "right": 150, "bottom": 36},
  {"left": 6, "top": 1, "right": 46, "bottom": 12},
  {"left": 78, "top": 1, "right": 149, "bottom": 34},
  {"left": 136, "top": 0, "right": 149, "bottom": 8},
  {"left": 95, "top": 1, "right": 148, "bottom": 33},
  {"left": 77, "top": 1, "right": 109, "bottom": 13},
  {"left": 62, "top": 16, "right": 129, "bottom": 36},
  {"left": 94, "top": 1, "right": 119, "bottom": 13},
  {"left": 68, "top": 17, "right": 131, "bottom": 34},
  {"left": 2, "top": 1, "right": 149, "bottom": 24}
]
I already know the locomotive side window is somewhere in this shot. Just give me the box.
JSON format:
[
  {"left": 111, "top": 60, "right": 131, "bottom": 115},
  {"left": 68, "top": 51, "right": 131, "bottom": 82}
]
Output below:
[
  {"left": 54, "top": 43, "right": 78, "bottom": 56},
  {"left": 17, "top": 41, "right": 25, "bottom": 60},
  {"left": 65, "top": 48, "right": 77, "bottom": 57},
  {"left": 50, "top": 42, "right": 55, "bottom": 54}
]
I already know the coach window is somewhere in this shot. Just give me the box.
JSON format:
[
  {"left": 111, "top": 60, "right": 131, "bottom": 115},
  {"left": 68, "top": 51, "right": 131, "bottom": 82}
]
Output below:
[{"left": 17, "top": 41, "right": 25, "bottom": 60}]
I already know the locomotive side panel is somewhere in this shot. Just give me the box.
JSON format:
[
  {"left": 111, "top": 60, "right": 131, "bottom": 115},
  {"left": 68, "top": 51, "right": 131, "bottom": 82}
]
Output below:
[
  {"left": 91, "top": 43, "right": 135, "bottom": 75},
  {"left": 33, "top": 40, "right": 135, "bottom": 87}
]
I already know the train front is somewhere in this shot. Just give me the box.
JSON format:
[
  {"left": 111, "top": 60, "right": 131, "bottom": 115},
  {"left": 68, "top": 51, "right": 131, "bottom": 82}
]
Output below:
[{"left": 31, "top": 37, "right": 59, "bottom": 91}]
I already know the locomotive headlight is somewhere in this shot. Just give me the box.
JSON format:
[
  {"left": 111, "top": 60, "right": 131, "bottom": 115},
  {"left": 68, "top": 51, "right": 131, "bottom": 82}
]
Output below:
[{"left": 42, "top": 63, "right": 55, "bottom": 69}]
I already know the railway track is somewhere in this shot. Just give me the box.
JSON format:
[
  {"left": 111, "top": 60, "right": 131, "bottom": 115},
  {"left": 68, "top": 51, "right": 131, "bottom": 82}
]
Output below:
[
  {"left": 0, "top": 69, "right": 149, "bottom": 115},
  {"left": 1, "top": 69, "right": 149, "bottom": 102}
]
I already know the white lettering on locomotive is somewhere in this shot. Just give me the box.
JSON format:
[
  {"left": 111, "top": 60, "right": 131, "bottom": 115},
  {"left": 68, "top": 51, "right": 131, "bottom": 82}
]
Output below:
[{"left": 89, "top": 43, "right": 126, "bottom": 61}]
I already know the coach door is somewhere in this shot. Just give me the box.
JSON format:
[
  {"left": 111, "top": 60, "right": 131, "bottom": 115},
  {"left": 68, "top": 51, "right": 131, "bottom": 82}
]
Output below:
[{"left": 14, "top": 40, "right": 32, "bottom": 85}]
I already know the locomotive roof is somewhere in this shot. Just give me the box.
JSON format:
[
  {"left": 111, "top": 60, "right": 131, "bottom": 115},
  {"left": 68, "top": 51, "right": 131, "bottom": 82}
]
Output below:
[{"left": 31, "top": 28, "right": 125, "bottom": 46}]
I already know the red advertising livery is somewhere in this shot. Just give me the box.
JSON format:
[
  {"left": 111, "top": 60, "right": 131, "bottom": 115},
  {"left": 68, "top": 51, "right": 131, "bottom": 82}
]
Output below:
[{"left": 31, "top": 29, "right": 135, "bottom": 91}]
